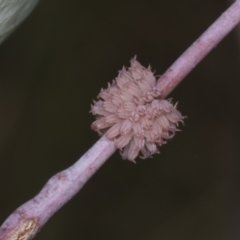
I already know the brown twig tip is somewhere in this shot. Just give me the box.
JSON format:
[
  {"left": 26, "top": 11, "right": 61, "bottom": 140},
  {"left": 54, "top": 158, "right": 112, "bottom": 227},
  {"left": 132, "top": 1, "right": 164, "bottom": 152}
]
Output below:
[
  {"left": 91, "top": 57, "right": 184, "bottom": 162},
  {"left": 4, "top": 218, "right": 39, "bottom": 240}
]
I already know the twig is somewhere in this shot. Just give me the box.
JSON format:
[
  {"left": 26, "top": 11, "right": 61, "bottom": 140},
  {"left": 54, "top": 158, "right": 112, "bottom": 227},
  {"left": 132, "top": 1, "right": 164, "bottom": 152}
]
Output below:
[
  {"left": 1, "top": 1, "right": 240, "bottom": 240},
  {"left": 0, "top": 136, "right": 116, "bottom": 240},
  {"left": 157, "top": 0, "right": 240, "bottom": 98}
]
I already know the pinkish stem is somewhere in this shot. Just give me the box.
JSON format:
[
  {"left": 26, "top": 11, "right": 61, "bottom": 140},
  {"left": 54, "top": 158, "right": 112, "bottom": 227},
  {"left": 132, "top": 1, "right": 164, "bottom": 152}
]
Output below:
[
  {"left": 0, "top": 136, "right": 116, "bottom": 240},
  {"left": 1, "top": 1, "right": 240, "bottom": 240},
  {"left": 157, "top": 0, "right": 240, "bottom": 98}
]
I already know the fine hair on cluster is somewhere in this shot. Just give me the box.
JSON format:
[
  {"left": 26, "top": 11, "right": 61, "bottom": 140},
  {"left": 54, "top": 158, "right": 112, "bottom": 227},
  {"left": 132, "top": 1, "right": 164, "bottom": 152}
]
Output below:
[{"left": 91, "top": 57, "right": 184, "bottom": 162}]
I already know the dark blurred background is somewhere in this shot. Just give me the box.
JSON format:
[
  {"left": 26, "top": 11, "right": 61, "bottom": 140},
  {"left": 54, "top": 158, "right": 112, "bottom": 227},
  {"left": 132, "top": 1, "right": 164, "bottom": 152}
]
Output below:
[{"left": 0, "top": 0, "right": 239, "bottom": 239}]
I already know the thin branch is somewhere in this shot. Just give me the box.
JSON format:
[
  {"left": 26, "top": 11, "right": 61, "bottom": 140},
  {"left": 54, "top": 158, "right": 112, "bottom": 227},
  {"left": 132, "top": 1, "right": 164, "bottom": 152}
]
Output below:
[
  {"left": 0, "top": 136, "right": 116, "bottom": 240},
  {"left": 157, "top": 0, "right": 240, "bottom": 98},
  {"left": 1, "top": 1, "right": 240, "bottom": 240}
]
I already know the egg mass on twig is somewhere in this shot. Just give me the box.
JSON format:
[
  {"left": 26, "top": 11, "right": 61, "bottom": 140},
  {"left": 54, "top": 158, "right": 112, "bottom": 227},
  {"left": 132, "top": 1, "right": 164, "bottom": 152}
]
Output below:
[{"left": 91, "top": 57, "right": 184, "bottom": 162}]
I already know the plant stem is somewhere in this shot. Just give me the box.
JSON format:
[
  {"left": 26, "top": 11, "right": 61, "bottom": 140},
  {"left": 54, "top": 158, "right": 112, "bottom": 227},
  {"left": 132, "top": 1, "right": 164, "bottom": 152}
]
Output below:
[
  {"left": 0, "top": 136, "right": 116, "bottom": 240},
  {"left": 1, "top": 1, "right": 240, "bottom": 240},
  {"left": 157, "top": 0, "right": 240, "bottom": 98}
]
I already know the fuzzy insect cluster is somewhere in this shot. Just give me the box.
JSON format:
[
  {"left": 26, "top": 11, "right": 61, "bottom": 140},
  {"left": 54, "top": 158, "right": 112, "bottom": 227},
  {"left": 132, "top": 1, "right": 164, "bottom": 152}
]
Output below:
[{"left": 91, "top": 58, "right": 183, "bottom": 161}]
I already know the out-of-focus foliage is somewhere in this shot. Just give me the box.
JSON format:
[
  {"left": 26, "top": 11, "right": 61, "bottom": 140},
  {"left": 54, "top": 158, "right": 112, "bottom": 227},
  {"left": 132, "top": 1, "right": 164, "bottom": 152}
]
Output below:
[{"left": 0, "top": 0, "right": 38, "bottom": 43}]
